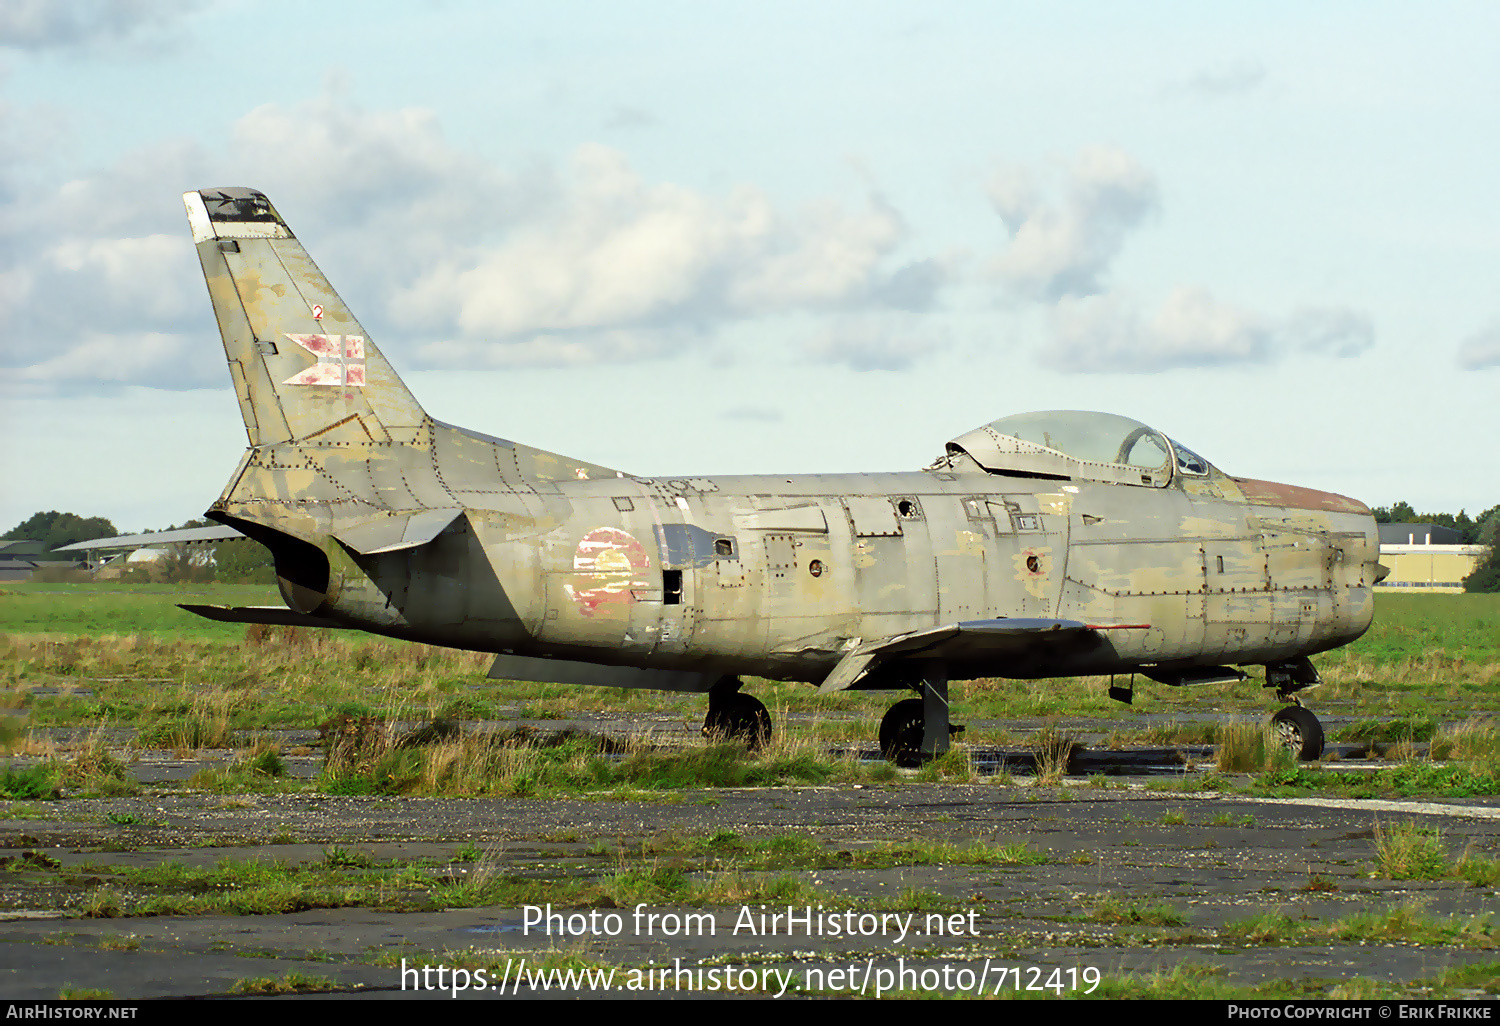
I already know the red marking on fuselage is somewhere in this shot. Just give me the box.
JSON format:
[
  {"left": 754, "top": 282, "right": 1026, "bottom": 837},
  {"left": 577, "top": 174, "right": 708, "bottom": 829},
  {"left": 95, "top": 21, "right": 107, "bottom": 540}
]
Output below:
[
  {"left": 1233, "top": 478, "right": 1369, "bottom": 515},
  {"left": 564, "top": 527, "right": 650, "bottom": 617}
]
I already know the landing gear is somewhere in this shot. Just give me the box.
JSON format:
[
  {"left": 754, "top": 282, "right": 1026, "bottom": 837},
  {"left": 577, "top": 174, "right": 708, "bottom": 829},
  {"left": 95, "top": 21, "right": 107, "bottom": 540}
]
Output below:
[
  {"left": 702, "top": 677, "right": 771, "bottom": 750},
  {"left": 879, "top": 699, "right": 926, "bottom": 768},
  {"left": 1271, "top": 704, "right": 1324, "bottom": 761},
  {"left": 1265, "top": 658, "right": 1325, "bottom": 761},
  {"left": 878, "top": 661, "right": 962, "bottom": 767}
]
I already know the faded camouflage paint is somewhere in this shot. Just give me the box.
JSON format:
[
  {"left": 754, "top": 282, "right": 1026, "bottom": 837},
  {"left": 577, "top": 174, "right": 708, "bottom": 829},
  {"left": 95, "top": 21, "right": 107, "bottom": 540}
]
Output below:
[{"left": 185, "top": 188, "right": 1379, "bottom": 695}]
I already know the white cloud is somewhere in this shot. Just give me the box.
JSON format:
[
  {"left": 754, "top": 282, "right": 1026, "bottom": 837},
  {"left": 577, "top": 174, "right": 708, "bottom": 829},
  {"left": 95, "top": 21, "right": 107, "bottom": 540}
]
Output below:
[
  {"left": 390, "top": 144, "right": 911, "bottom": 344},
  {"left": 604, "top": 106, "right": 658, "bottom": 131},
  {"left": 1173, "top": 59, "right": 1267, "bottom": 98},
  {"left": 1047, "top": 288, "right": 1267, "bottom": 373},
  {"left": 987, "top": 147, "right": 1375, "bottom": 375},
  {"left": 45, "top": 234, "right": 197, "bottom": 321},
  {"left": 5, "top": 331, "right": 220, "bottom": 397},
  {"left": 1045, "top": 289, "right": 1375, "bottom": 373},
  {"left": 2, "top": 94, "right": 941, "bottom": 390},
  {"left": 416, "top": 328, "right": 689, "bottom": 369},
  {"left": 0, "top": 0, "right": 209, "bottom": 52},
  {"left": 1457, "top": 321, "right": 1500, "bottom": 370},
  {"left": 989, "top": 145, "right": 1159, "bottom": 301},
  {"left": 1278, "top": 307, "right": 1374, "bottom": 358},
  {"left": 807, "top": 313, "right": 948, "bottom": 372}
]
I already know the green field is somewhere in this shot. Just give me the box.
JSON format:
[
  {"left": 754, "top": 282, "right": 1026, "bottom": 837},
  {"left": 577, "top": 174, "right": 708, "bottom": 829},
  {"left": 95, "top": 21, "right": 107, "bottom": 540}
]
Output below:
[{"left": 0, "top": 581, "right": 280, "bottom": 642}]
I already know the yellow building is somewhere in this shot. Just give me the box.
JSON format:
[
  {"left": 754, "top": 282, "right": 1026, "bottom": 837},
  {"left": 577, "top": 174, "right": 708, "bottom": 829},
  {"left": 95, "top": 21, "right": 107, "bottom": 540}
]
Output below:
[{"left": 1376, "top": 544, "right": 1485, "bottom": 593}]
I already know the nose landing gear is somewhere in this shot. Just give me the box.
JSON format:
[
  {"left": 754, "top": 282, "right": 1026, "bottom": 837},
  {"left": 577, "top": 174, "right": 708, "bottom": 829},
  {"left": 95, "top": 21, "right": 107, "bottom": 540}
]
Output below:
[
  {"left": 1265, "top": 658, "right": 1325, "bottom": 761},
  {"left": 1270, "top": 704, "right": 1324, "bottom": 761}
]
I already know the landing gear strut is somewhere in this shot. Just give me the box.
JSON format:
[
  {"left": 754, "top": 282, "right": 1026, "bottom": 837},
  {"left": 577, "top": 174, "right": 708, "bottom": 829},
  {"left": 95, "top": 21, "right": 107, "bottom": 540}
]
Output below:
[
  {"left": 878, "top": 661, "right": 962, "bottom": 767},
  {"left": 702, "top": 676, "right": 771, "bottom": 750}
]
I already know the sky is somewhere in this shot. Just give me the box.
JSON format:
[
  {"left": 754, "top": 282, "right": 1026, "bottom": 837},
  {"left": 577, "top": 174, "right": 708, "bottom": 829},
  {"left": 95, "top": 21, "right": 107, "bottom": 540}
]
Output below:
[{"left": 2, "top": 0, "right": 1496, "bottom": 534}]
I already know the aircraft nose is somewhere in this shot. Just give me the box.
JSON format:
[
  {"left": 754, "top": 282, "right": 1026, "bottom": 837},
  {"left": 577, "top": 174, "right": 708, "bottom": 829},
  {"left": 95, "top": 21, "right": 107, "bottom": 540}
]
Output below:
[{"left": 1234, "top": 478, "right": 1370, "bottom": 515}]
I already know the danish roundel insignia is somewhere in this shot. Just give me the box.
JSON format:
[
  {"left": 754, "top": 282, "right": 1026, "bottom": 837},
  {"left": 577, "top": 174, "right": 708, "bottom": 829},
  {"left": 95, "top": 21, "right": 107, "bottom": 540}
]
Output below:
[{"left": 563, "top": 528, "right": 651, "bottom": 617}]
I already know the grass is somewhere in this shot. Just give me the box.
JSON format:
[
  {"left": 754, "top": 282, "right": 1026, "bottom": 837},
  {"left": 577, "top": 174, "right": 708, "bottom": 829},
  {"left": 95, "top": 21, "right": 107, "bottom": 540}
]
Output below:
[
  {"left": 57, "top": 987, "right": 114, "bottom": 1000},
  {"left": 1215, "top": 721, "right": 1298, "bottom": 773},
  {"left": 1254, "top": 762, "right": 1500, "bottom": 799},
  {"left": 1373, "top": 820, "right": 1450, "bottom": 880},
  {"left": 320, "top": 728, "right": 859, "bottom": 797},
  {"left": 1031, "top": 723, "right": 1075, "bottom": 782},
  {"left": 609, "top": 831, "right": 1047, "bottom": 870},
  {"left": 229, "top": 972, "right": 337, "bottom": 994},
  {"left": 1084, "top": 959, "right": 1500, "bottom": 1000},
  {"left": 1370, "top": 819, "right": 1500, "bottom": 886},
  {"left": 26, "top": 828, "right": 1043, "bottom": 920},
  {"left": 1085, "top": 895, "right": 1187, "bottom": 926},
  {"left": 2, "top": 588, "right": 1499, "bottom": 801},
  {"left": 1335, "top": 714, "right": 1439, "bottom": 744},
  {"left": 1224, "top": 899, "right": 1498, "bottom": 950},
  {"left": 0, "top": 762, "right": 58, "bottom": 799}
]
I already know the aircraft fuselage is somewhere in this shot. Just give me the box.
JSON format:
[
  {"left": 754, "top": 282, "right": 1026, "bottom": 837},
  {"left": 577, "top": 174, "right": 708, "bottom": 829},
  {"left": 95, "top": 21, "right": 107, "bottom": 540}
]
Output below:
[{"left": 264, "top": 448, "right": 1376, "bottom": 689}]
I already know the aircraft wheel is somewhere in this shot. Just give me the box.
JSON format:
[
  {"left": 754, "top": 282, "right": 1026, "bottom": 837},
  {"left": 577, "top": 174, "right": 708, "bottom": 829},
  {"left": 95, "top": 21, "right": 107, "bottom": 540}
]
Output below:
[
  {"left": 879, "top": 698, "right": 926, "bottom": 768},
  {"left": 1271, "top": 705, "right": 1324, "bottom": 761},
  {"left": 703, "top": 693, "right": 771, "bottom": 751}
]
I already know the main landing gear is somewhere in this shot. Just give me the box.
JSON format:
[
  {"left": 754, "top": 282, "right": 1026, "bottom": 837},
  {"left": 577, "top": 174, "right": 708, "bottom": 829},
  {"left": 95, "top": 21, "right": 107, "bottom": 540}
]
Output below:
[
  {"left": 1266, "top": 658, "right": 1325, "bottom": 761},
  {"left": 702, "top": 676, "right": 771, "bottom": 750},
  {"left": 878, "top": 661, "right": 963, "bottom": 768}
]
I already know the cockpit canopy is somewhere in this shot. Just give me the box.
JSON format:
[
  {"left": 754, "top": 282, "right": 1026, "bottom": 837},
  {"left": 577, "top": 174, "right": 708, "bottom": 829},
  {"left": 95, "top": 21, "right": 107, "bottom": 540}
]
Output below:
[{"left": 943, "top": 410, "right": 1216, "bottom": 488}]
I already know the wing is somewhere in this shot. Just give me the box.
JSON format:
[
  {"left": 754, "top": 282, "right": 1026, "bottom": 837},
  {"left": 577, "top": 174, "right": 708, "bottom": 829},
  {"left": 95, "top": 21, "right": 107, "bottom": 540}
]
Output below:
[{"left": 817, "top": 618, "right": 1150, "bottom": 693}]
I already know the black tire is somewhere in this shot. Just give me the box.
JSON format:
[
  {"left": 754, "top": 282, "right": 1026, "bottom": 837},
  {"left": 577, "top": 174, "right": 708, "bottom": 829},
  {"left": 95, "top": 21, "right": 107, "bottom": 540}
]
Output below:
[
  {"left": 703, "top": 693, "right": 771, "bottom": 750},
  {"left": 879, "top": 698, "right": 926, "bottom": 768},
  {"left": 1271, "top": 705, "right": 1324, "bottom": 761}
]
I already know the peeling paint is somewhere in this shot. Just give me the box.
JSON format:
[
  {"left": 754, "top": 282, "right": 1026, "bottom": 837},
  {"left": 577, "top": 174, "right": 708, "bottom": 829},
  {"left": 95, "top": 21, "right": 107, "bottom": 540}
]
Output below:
[
  {"left": 1013, "top": 546, "right": 1053, "bottom": 598},
  {"left": 562, "top": 527, "right": 650, "bottom": 617}
]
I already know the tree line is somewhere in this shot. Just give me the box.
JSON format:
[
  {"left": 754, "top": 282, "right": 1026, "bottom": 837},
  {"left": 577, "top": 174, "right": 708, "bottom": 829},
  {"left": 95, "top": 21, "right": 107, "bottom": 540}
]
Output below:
[{"left": 3, "top": 511, "right": 274, "bottom": 585}]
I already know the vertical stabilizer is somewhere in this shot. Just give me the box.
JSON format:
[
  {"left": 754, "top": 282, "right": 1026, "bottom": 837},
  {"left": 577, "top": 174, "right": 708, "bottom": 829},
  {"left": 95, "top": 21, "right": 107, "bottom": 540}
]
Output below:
[{"left": 184, "top": 188, "right": 426, "bottom": 447}]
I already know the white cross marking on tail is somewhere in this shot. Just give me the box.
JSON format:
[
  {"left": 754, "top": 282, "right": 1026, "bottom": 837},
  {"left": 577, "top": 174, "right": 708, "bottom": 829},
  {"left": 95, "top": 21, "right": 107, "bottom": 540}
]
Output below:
[{"left": 282, "top": 334, "right": 366, "bottom": 387}]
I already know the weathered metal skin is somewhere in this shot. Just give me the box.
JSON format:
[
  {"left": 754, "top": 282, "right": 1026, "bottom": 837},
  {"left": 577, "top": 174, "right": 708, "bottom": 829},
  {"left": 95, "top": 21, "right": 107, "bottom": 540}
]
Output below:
[{"left": 183, "top": 188, "right": 1379, "bottom": 711}]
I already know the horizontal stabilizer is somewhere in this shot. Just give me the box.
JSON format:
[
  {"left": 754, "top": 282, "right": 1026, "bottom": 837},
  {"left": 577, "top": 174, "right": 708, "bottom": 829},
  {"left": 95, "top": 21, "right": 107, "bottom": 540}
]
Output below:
[
  {"left": 179, "top": 604, "right": 348, "bottom": 629},
  {"left": 334, "top": 508, "right": 465, "bottom": 555},
  {"left": 819, "top": 617, "right": 1095, "bottom": 693},
  {"left": 488, "top": 654, "right": 715, "bottom": 693}
]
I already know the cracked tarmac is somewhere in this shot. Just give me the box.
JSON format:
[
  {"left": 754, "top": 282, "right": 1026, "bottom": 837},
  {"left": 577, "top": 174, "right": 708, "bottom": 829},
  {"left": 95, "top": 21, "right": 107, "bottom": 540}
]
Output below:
[{"left": 1, "top": 738, "right": 1497, "bottom": 1000}]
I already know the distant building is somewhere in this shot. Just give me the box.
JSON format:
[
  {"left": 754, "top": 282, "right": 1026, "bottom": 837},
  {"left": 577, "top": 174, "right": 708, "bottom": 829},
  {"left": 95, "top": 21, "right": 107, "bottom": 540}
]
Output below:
[
  {"left": 0, "top": 540, "right": 90, "bottom": 582},
  {"left": 1377, "top": 523, "right": 1464, "bottom": 546},
  {"left": 1377, "top": 523, "right": 1484, "bottom": 593}
]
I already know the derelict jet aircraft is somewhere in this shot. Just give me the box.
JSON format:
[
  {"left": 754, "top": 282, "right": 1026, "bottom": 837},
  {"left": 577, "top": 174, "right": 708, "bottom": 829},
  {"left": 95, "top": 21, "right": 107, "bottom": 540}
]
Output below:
[{"left": 181, "top": 187, "right": 1384, "bottom": 766}]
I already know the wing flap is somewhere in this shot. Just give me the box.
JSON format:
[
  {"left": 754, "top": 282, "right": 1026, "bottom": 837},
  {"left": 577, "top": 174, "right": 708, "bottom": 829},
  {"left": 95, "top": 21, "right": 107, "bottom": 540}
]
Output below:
[{"left": 818, "top": 618, "right": 1105, "bottom": 693}]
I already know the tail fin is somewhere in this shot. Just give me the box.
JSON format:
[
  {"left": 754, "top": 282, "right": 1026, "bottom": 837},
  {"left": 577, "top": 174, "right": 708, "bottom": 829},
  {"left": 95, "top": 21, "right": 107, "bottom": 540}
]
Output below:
[{"left": 184, "top": 188, "right": 425, "bottom": 447}]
